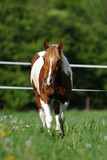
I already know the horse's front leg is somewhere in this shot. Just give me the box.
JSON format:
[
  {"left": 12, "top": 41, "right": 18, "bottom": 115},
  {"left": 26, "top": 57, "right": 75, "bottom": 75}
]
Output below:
[
  {"left": 54, "top": 101, "right": 61, "bottom": 132},
  {"left": 54, "top": 101, "right": 68, "bottom": 134},
  {"left": 59, "top": 102, "right": 69, "bottom": 133},
  {"left": 40, "top": 99, "right": 52, "bottom": 133},
  {"left": 39, "top": 108, "right": 46, "bottom": 128}
]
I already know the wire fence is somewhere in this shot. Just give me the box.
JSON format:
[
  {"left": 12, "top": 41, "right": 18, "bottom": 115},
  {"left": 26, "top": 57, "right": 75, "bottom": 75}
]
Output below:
[
  {"left": 0, "top": 61, "right": 107, "bottom": 68},
  {"left": 0, "top": 86, "right": 106, "bottom": 92},
  {"left": 0, "top": 61, "right": 107, "bottom": 92}
]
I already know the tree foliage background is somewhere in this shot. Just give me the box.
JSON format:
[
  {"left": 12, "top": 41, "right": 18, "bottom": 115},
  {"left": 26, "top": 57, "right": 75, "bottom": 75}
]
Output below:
[{"left": 0, "top": 0, "right": 107, "bottom": 110}]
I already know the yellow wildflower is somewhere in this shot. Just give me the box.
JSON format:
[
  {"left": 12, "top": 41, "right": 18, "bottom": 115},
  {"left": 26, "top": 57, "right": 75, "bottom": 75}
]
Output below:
[
  {"left": 6, "top": 155, "right": 19, "bottom": 160},
  {"left": 1, "top": 131, "right": 6, "bottom": 136},
  {"left": 0, "top": 129, "right": 10, "bottom": 136},
  {"left": 6, "top": 155, "right": 15, "bottom": 160}
]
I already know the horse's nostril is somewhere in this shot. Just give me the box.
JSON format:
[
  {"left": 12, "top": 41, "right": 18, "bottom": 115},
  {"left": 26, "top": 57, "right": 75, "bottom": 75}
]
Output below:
[
  {"left": 44, "top": 77, "right": 53, "bottom": 86},
  {"left": 44, "top": 78, "right": 47, "bottom": 83},
  {"left": 50, "top": 78, "right": 53, "bottom": 84}
]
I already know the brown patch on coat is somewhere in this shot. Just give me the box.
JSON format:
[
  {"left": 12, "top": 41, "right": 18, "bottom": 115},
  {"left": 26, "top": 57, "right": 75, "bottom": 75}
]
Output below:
[
  {"left": 39, "top": 66, "right": 54, "bottom": 104},
  {"left": 31, "top": 54, "right": 40, "bottom": 69},
  {"left": 54, "top": 71, "right": 72, "bottom": 103}
]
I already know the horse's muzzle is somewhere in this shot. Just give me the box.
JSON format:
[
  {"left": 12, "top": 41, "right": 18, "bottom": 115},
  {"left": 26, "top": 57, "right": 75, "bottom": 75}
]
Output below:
[{"left": 43, "top": 77, "right": 53, "bottom": 87}]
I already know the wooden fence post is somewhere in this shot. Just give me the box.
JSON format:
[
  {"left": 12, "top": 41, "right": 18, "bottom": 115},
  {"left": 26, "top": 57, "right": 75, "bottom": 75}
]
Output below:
[{"left": 86, "top": 96, "right": 90, "bottom": 110}]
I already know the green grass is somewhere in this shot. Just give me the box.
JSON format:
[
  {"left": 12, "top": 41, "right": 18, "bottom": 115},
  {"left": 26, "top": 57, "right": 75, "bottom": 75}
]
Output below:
[{"left": 0, "top": 109, "right": 107, "bottom": 160}]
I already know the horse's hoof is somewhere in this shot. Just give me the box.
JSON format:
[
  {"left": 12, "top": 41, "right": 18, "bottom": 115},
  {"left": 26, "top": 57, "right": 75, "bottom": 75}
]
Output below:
[
  {"left": 56, "top": 129, "right": 63, "bottom": 135},
  {"left": 47, "top": 129, "right": 52, "bottom": 135}
]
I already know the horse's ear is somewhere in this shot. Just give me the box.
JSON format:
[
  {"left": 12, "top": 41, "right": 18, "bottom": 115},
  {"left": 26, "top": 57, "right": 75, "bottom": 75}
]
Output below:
[
  {"left": 58, "top": 41, "right": 63, "bottom": 51},
  {"left": 43, "top": 40, "right": 49, "bottom": 50}
]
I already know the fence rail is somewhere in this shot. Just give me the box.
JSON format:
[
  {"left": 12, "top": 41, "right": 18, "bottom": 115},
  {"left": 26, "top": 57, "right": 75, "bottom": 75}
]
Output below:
[
  {"left": 0, "top": 61, "right": 107, "bottom": 92},
  {"left": 0, "top": 86, "right": 106, "bottom": 92},
  {"left": 0, "top": 61, "right": 31, "bottom": 66},
  {"left": 0, "top": 61, "right": 107, "bottom": 68}
]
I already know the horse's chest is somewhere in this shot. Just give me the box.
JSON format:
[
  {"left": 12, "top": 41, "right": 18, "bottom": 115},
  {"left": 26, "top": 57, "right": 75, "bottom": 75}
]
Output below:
[
  {"left": 41, "top": 84, "right": 68, "bottom": 101},
  {"left": 39, "top": 72, "right": 70, "bottom": 98}
]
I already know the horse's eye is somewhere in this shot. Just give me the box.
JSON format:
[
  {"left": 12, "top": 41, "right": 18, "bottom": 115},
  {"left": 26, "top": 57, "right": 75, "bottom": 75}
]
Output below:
[
  {"left": 43, "top": 57, "right": 45, "bottom": 62},
  {"left": 57, "top": 60, "right": 60, "bottom": 65}
]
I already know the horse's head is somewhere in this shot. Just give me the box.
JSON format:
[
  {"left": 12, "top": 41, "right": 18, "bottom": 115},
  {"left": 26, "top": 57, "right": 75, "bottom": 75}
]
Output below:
[{"left": 43, "top": 40, "right": 63, "bottom": 87}]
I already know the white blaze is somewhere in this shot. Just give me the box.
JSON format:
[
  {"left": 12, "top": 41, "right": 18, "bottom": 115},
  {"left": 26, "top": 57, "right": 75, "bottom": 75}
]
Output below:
[{"left": 47, "top": 61, "right": 52, "bottom": 85}]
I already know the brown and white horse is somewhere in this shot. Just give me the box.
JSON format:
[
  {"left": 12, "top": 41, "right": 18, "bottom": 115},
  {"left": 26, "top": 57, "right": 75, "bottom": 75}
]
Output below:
[{"left": 30, "top": 40, "right": 72, "bottom": 134}]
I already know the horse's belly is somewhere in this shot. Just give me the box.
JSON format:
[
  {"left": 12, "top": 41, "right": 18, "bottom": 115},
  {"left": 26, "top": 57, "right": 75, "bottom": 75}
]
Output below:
[{"left": 31, "top": 52, "right": 45, "bottom": 94}]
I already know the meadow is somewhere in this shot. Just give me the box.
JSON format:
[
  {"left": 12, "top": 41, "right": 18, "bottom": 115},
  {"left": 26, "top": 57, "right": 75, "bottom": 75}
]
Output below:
[{"left": 0, "top": 109, "right": 107, "bottom": 160}]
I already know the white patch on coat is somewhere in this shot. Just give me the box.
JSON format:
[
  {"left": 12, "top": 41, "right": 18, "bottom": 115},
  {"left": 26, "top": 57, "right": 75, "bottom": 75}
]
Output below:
[
  {"left": 40, "top": 99, "right": 52, "bottom": 130},
  {"left": 39, "top": 108, "right": 45, "bottom": 127},
  {"left": 55, "top": 114, "right": 61, "bottom": 131},
  {"left": 47, "top": 61, "right": 52, "bottom": 85},
  {"left": 38, "top": 51, "right": 46, "bottom": 57},
  {"left": 30, "top": 51, "right": 45, "bottom": 94}
]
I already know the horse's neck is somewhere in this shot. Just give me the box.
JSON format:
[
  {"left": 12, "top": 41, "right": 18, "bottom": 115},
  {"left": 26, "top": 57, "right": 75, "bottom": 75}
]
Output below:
[{"left": 55, "top": 65, "right": 67, "bottom": 85}]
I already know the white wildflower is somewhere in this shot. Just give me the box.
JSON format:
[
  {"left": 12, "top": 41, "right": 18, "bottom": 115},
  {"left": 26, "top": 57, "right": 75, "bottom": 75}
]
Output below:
[
  {"left": 86, "top": 143, "right": 91, "bottom": 148},
  {"left": 25, "top": 140, "right": 31, "bottom": 146},
  {"left": 22, "top": 128, "right": 25, "bottom": 131},
  {"left": 26, "top": 125, "right": 30, "bottom": 128},
  {"left": 104, "top": 136, "right": 107, "bottom": 141},
  {"left": 4, "top": 115, "right": 7, "bottom": 119},
  {"left": 13, "top": 126, "right": 19, "bottom": 130},
  {"left": 102, "top": 119, "right": 105, "bottom": 125},
  {"left": 9, "top": 115, "right": 12, "bottom": 118},
  {"left": 11, "top": 119, "right": 17, "bottom": 124},
  {"left": 13, "top": 119, "right": 17, "bottom": 123},
  {"left": 15, "top": 126, "right": 19, "bottom": 130}
]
